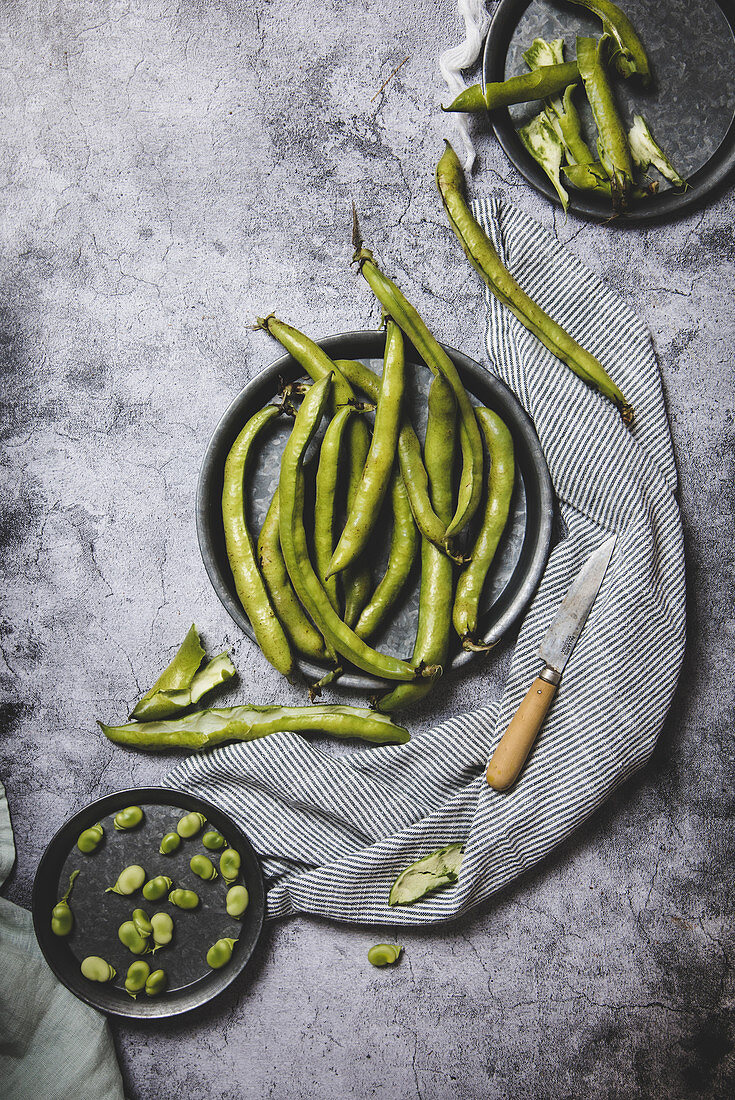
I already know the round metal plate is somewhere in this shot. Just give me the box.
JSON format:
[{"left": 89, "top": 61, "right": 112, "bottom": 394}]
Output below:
[
  {"left": 197, "top": 329, "right": 554, "bottom": 691},
  {"left": 483, "top": 0, "right": 735, "bottom": 224},
  {"left": 32, "top": 787, "right": 265, "bottom": 1019}
]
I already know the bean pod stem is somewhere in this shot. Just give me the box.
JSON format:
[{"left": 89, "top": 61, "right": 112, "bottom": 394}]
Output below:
[
  {"left": 99, "top": 704, "right": 410, "bottom": 750},
  {"left": 328, "top": 319, "right": 405, "bottom": 577},
  {"left": 258, "top": 489, "right": 328, "bottom": 661}
]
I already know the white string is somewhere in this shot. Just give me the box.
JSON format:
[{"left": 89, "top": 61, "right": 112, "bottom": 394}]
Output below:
[{"left": 439, "top": 0, "right": 494, "bottom": 171}]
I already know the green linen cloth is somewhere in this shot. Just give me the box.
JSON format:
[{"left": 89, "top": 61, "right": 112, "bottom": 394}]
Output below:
[{"left": 0, "top": 778, "right": 125, "bottom": 1100}]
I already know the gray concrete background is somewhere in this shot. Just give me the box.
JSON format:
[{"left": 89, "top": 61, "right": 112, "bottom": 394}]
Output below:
[{"left": 1, "top": 1, "right": 733, "bottom": 1097}]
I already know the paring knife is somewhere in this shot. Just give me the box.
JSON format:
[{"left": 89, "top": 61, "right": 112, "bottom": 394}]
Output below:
[{"left": 486, "top": 534, "right": 617, "bottom": 791}]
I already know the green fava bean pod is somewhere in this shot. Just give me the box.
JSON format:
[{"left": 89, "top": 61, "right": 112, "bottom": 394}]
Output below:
[
  {"left": 257, "top": 490, "right": 328, "bottom": 661},
  {"left": 77, "top": 822, "right": 104, "bottom": 854},
  {"left": 555, "top": 85, "right": 594, "bottom": 167},
  {"left": 352, "top": 234, "right": 484, "bottom": 540},
  {"left": 257, "top": 314, "right": 374, "bottom": 627},
  {"left": 378, "top": 375, "right": 457, "bottom": 713},
  {"left": 151, "top": 912, "right": 174, "bottom": 949},
  {"left": 132, "top": 908, "right": 153, "bottom": 938},
  {"left": 119, "top": 920, "right": 150, "bottom": 955},
  {"left": 314, "top": 403, "right": 358, "bottom": 612},
  {"left": 190, "top": 854, "right": 218, "bottom": 881},
  {"left": 81, "top": 956, "right": 116, "bottom": 983},
  {"left": 142, "top": 875, "right": 173, "bottom": 902},
  {"left": 202, "top": 830, "right": 226, "bottom": 851},
  {"left": 435, "top": 141, "right": 632, "bottom": 424},
  {"left": 219, "top": 848, "right": 241, "bottom": 885},
  {"left": 145, "top": 969, "right": 167, "bottom": 996},
  {"left": 206, "top": 937, "right": 238, "bottom": 969},
  {"left": 159, "top": 831, "right": 181, "bottom": 855},
  {"left": 222, "top": 404, "right": 294, "bottom": 677},
  {"left": 113, "top": 805, "right": 144, "bottom": 831},
  {"left": 125, "top": 960, "right": 151, "bottom": 999},
  {"left": 355, "top": 469, "right": 418, "bottom": 641},
  {"left": 341, "top": 414, "right": 373, "bottom": 629},
  {"left": 576, "top": 36, "right": 634, "bottom": 212},
  {"left": 367, "top": 944, "right": 402, "bottom": 967},
  {"left": 443, "top": 63, "right": 580, "bottom": 113},
  {"left": 169, "top": 888, "right": 200, "bottom": 910},
  {"left": 225, "top": 885, "right": 249, "bottom": 918},
  {"left": 51, "top": 869, "right": 80, "bottom": 936},
  {"left": 327, "top": 320, "right": 405, "bottom": 578},
  {"left": 176, "top": 812, "right": 206, "bottom": 838},
  {"left": 106, "top": 864, "right": 146, "bottom": 896},
  {"left": 453, "top": 409, "right": 515, "bottom": 648}
]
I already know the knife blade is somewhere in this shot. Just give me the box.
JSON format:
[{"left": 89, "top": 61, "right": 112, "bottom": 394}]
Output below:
[{"left": 486, "top": 534, "right": 616, "bottom": 791}]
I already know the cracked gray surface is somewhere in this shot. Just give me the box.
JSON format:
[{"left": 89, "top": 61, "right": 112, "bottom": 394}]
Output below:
[{"left": 1, "top": 1, "right": 733, "bottom": 1098}]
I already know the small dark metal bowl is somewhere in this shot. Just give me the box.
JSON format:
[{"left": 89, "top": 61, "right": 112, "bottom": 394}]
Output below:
[
  {"left": 32, "top": 787, "right": 265, "bottom": 1019},
  {"left": 483, "top": 0, "right": 735, "bottom": 224},
  {"left": 197, "top": 330, "right": 553, "bottom": 691}
]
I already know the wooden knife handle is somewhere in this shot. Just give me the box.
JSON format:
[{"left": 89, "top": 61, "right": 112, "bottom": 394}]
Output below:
[{"left": 486, "top": 675, "right": 558, "bottom": 791}]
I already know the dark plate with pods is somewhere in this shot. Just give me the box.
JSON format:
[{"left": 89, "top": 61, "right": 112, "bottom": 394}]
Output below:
[
  {"left": 482, "top": 0, "right": 735, "bottom": 224},
  {"left": 197, "top": 329, "right": 554, "bottom": 692},
  {"left": 32, "top": 787, "right": 265, "bottom": 1019}
]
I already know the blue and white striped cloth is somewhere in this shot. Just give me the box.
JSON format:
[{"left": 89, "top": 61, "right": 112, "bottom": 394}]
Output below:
[{"left": 164, "top": 198, "right": 685, "bottom": 925}]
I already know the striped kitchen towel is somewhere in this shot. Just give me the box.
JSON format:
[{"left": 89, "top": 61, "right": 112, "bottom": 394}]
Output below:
[{"left": 164, "top": 198, "right": 686, "bottom": 925}]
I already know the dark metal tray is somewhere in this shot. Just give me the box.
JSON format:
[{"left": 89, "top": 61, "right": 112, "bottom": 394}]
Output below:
[
  {"left": 32, "top": 787, "right": 265, "bottom": 1019},
  {"left": 197, "top": 329, "right": 554, "bottom": 691},
  {"left": 483, "top": 0, "right": 735, "bottom": 224}
]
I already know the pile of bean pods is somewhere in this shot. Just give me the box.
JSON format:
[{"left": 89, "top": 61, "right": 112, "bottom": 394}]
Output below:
[
  {"left": 444, "top": 0, "right": 686, "bottom": 215},
  {"left": 53, "top": 804, "right": 249, "bottom": 1002},
  {"left": 220, "top": 242, "right": 519, "bottom": 711}
]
